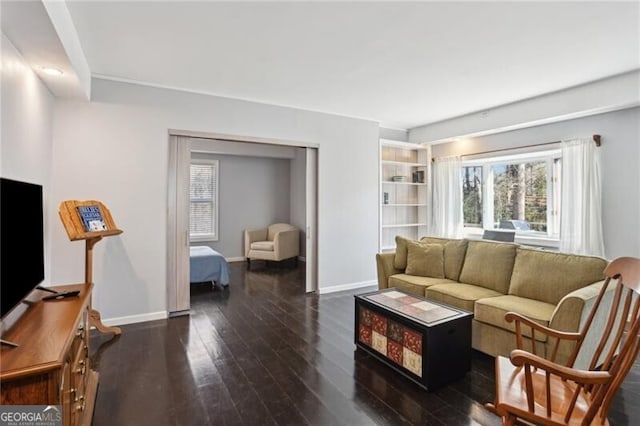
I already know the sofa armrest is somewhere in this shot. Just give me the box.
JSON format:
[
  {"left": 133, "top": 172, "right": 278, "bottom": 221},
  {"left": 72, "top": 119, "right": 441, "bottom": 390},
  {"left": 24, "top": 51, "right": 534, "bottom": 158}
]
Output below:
[
  {"left": 376, "top": 252, "right": 402, "bottom": 289},
  {"left": 244, "top": 228, "right": 267, "bottom": 256},
  {"left": 273, "top": 229, "right": 300, "bottom": 261},
  {"left": 548, "top": 279, "right": 610, "bottom": 367},
  {"left": 549, "top": 280, "right": 607, "bottom": 333}
]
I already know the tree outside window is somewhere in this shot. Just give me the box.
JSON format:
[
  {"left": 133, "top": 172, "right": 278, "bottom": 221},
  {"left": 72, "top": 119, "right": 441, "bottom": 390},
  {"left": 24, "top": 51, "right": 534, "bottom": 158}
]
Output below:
[
  {"left": 462, "top": 166, "right": 483, "bottom": 228},
  {"left": 492, "top": 161, "right": 547, "bottom": 232}
]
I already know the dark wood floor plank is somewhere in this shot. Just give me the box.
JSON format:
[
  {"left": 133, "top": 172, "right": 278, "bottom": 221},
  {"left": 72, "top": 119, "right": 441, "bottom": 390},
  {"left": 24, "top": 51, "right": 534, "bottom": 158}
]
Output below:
[
  {"left": 201, "top": 283, "right": 397, "bottom": 424},
  {"left": 214, "top": 276, "right": 437, "bottom": 425},
  {"left": 90, "top": 261, "right": 637, "bottom": 426}
]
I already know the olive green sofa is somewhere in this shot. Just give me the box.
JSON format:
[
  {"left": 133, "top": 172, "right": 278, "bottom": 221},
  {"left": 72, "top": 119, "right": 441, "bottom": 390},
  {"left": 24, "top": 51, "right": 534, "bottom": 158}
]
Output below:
[{"left": 375, "top": 236, "right": 609, "bottom": 363}]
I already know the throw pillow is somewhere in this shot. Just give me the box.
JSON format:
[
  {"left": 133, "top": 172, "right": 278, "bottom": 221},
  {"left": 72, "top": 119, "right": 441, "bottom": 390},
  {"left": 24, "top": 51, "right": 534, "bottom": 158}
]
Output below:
[
  {"left": 419, "top": 237, "right": 468, "bottom": 281},
  {"left": 405, "top": 241, "right": 445, "bottom": 278},
  {"left": 393, "top": 235, "right": 411, "bottom": 269}
]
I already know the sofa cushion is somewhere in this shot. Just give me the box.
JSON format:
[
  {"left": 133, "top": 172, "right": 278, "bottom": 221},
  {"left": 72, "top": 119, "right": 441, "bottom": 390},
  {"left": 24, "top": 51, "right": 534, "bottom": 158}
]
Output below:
[
  {"left": 508, "top": 248, "right": 607, "bottom": 305},
  {"left": 267, "top": 223, "right": 295, "bottom": 240},
  {"left": 405, "top": 241, "right": 445, "bottom": 278},
  {"left": 421, "top": 237, "right": 468, "bottom": 281},
  {"left": 458, "top": 240, "right": 517, "bottom": 294},
  {"left": 426, "top": 283, "right": 503, "bottom": 312},
  {"left": 250, "top": 241, "right": 274, "bottom": 251},
  {"left": 388, "top": 274, "right": 455, "bottom": 297},
  {"left": 444, "top": 239, "right": 468, "bottom": 281},
  {"left": 475, "top": 295, "right": 556, "bottom": 342}
]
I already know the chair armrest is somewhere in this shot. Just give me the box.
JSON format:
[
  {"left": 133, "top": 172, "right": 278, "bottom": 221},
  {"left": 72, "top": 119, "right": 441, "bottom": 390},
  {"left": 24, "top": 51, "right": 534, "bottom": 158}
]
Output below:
[
  {"left": 245, "top": 228, "right": 267, "bottom": 256},
  {"left": 505, "top": 312, "right": 581, "bottom": 360},
  {"left": 273, "top": 229, "right": 300, "bottom": 260},
  {"left": 510, "top": 349, "right": 610, "bottom": 385},
  {"left": 506, "top": 312, "right": 582, "bottom": 342},
  {"left": 376, "top": 252, "right": 402, "bottom": 290}
]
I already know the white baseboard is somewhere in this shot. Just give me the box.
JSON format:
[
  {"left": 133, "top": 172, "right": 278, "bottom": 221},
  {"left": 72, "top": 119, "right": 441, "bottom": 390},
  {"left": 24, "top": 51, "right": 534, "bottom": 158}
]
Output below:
[
  {"left": 100, "top": 281, "right": 376, "bottom": 325},
  {"left": 318, "top": 280, "right": 377, "bottom": 295},
  {"left": 102, "top": 311, "right": 168, "bottom": 327}
]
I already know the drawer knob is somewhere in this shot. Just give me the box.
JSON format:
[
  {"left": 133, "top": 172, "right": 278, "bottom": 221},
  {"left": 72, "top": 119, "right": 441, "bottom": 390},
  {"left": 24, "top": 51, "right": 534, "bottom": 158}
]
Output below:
[{"left": 76, "top": 401, "right": 85, "bottom": 412}]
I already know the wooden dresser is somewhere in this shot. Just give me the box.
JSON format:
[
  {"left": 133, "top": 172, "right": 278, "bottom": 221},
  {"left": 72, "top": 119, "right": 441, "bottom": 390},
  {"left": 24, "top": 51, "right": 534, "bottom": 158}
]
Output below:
[{"left": 0, "top": 284, "right": 98, "bottom": 426}]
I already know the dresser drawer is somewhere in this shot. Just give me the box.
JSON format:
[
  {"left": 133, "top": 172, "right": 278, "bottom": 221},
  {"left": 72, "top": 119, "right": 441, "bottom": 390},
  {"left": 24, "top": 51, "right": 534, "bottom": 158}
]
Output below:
[
  {"left": 70, "top": 310, "right": 89, "bottom": 360},
  {"left": 71, "top": 343, "right": 88, "bottom": 410}
]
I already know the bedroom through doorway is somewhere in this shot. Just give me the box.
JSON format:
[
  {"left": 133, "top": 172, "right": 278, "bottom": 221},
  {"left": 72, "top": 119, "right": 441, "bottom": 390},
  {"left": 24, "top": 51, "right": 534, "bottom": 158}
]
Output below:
[{"left": 167, "top": 132, "right": 318, "bottom": 315}]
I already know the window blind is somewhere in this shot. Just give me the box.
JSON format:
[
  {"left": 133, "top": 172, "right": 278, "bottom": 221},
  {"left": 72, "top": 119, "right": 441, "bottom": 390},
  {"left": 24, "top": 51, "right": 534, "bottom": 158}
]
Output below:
[{"left": 190, "top": 162, "right": 217, "bottom": 238}]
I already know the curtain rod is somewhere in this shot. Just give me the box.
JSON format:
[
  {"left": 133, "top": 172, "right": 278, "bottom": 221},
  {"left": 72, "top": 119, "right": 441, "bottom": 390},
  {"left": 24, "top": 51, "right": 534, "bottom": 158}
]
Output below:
[{"left": 432, "top": 134, "right": 601, "bottom": 162}]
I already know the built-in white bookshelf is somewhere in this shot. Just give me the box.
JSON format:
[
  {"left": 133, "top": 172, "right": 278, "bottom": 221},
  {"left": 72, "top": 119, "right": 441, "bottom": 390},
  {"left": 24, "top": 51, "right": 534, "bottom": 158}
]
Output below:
[{"left": 380, "top": 139, "right": 430, "bottom": 252}]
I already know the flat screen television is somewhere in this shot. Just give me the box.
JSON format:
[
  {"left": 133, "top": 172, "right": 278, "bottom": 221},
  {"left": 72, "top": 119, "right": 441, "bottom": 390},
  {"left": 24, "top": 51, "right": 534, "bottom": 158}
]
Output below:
[{"left": 0, "top": 177, "right": 45, "bottom": 318}]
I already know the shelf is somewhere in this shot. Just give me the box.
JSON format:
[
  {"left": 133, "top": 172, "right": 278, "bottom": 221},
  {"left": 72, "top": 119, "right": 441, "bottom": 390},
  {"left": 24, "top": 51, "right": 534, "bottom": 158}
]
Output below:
[
  {"left": 382, "top": 203, "right": 427, "bottom": 207},
  {"left": 382, "top": 181, "right": 426, "bottom": 186},
  {"left": 381, "top": 160, "right": 425, "bottom": 167},
  {"left": 382, "top": 223, "right": 427, "bottom": 228},
  {"left": 380, "top": 139, "right": 430, "bottom": 252}
]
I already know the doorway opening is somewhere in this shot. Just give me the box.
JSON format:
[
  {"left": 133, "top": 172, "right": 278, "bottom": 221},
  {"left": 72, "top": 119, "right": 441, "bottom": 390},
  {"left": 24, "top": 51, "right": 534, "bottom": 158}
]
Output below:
[{"left": 167, "top": 132, "right": 318, "bottom": 315}]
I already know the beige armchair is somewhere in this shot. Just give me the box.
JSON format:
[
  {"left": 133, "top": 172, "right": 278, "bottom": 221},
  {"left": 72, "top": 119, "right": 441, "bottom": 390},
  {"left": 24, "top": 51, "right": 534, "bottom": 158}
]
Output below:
[{"left": 244, "top": 223, "right": 300, "bottom": 269}]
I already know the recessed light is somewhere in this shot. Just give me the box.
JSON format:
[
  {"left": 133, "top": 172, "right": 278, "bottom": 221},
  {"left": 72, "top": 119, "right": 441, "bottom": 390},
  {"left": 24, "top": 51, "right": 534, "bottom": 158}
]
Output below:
[{"left": 40, "top": 67, "right": 64, "bottom": 76}]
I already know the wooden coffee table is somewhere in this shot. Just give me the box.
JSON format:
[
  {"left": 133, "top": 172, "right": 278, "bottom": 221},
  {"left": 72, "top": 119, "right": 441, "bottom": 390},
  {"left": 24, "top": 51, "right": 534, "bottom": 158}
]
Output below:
[{"left": 354, "top": 287, "right": 472, "bottom": 390}]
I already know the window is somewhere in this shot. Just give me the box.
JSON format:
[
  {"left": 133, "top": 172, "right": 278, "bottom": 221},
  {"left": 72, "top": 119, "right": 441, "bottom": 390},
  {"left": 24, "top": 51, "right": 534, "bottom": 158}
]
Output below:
[
  {"left": 190, "top": 160, "right": 218, "bottom": 241},
  {"left": 462, "top": 165, "right": 483, "bottom": 228},
  {"left": 462, "top": 150, "right": 561, "bottom": 242}
]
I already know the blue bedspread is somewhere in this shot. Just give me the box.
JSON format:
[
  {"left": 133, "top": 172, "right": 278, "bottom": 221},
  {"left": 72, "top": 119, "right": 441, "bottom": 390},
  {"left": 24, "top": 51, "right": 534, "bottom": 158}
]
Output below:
[{"left": 190, "top": 246, "right": 230, "bottom": 286}]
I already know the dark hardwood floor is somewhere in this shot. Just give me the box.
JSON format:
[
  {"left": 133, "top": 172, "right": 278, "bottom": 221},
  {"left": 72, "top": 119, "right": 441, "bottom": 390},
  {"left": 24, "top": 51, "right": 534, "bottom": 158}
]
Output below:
[{"left": 90, "top": 262, "right": 639, "bottom": 425}]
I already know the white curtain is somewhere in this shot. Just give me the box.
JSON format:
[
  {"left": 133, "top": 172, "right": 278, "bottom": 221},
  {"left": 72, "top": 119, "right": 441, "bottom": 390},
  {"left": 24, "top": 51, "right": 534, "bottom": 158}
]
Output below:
[
  {"left": 560, "top": 138, "right": 604, "bottom": 257},
  {"left": 431, "top": 156, "right": 463, "bottom": 238}
]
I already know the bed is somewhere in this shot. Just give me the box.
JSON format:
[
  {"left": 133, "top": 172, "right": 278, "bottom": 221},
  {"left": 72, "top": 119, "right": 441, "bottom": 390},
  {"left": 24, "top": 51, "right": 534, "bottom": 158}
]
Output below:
[{"left": 189, "top": 246, "right": 230, "bottom": 287}]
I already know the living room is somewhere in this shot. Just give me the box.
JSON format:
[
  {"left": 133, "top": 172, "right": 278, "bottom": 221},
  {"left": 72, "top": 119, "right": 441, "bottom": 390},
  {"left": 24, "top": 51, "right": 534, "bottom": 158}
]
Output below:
[{"left": 1, "top": 1, "right": 639, "bottom": 425}]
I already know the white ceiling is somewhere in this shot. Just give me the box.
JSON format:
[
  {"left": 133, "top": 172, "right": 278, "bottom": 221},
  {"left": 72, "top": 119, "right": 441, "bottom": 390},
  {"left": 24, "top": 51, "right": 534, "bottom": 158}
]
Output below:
[
  {"left": 1, "top": 0, "right": 90, "bottom": 99},
  {"left": 18, "top": 2, "right": 640, "bottom": 129}
]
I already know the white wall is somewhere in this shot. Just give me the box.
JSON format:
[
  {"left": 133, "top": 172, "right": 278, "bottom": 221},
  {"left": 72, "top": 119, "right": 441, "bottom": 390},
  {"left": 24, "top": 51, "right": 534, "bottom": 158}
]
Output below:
[
  {"left": 191, "top": 152, "right": 291, "bottom": 259},
  {"left": 410, "top": 70, "right": 639, "bottom": 144},
  {"left": 431, "top": 107, "right": 640, "bottom": 259},
  {"left": 191, "top": 137, "right": 297, "bottom": 159},
  {"left": 379, "top": 127, "right": 409, "bottom": 142},
  {"left": 1, "top": 33, "right": 54, "bottom": 286},
  {"left": 50, "top": 78, "right": 379, "bottom": 322}
]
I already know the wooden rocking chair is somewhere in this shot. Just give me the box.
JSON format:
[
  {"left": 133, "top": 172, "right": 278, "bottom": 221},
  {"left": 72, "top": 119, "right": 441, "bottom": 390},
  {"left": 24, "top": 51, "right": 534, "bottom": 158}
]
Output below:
[{"left": 485, "top": 256, "right": 640, "bottom": 425}]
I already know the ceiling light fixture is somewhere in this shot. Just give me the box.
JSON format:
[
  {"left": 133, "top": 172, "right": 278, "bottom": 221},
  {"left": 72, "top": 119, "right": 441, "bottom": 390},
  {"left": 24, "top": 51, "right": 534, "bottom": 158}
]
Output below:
[{"left": 40, "top": 67, "right": 64, "bottom": 76}]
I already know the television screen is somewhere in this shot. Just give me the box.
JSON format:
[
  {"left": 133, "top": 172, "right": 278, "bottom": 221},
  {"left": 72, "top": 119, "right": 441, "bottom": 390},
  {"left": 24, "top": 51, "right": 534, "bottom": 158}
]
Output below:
[{"left": 0, "top": 178, "right": 45, "bottom": 317}]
